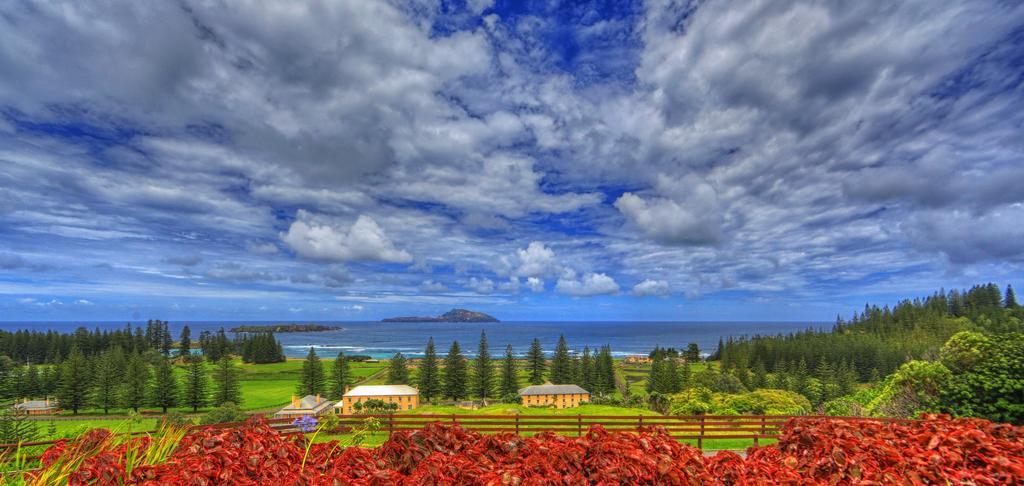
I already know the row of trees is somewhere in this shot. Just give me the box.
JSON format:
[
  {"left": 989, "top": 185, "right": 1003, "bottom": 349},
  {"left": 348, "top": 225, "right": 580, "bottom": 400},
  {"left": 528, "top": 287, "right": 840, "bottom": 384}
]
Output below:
[
  {"left": 291, "top": 333, "right": 621, "bottom": 405},
  {"left": 294, "top": 347, "right": 355, "bottom": 400},
  {"left": 647, "top": 347, "right": 860, "bottom": 407},
  {"left": 381, "top": 333, "right": 618, "bottom": 403},
  {"left": 52, "top": 348, "right": 241, "bottom": 415},
  {"left": 0, "top": 321, "right": 288, "bottom": 366},
  {"left": 710, "top": 284, "right": 1022, "bottom": 385}
]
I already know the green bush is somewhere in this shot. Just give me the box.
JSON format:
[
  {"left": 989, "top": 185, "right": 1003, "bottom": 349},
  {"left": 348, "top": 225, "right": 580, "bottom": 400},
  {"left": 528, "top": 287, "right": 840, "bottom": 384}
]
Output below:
[
  {"left": 668, "top": 388, "right": 811, "bottom": 416},
  {"left": 200, "top": 402, "right": 248, "bottom": 425}
]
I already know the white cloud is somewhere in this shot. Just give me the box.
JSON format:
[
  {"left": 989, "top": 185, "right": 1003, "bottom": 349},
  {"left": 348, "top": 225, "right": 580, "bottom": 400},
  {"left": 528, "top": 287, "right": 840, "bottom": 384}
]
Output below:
[
  {"left": 468, "top": 277, "right": 495, "bottom": 294},
  {"left": 632, "top": 279, "right": 670, "bottom": 297},
  {"left": 419, "top": 279, "right": 448, "bottom": 292},
  {"left": 526, "top": 277, "right": 544, "bottom": 292},
  {"left": 615, "top": 175, "right": 722, "bottom": 246},
  {"left": 556, "top": 269, "right": 619, "bottom": 296},
  {"left": 74, "top": 299, "right": 94, "bottom": 305},
  {"left": 499, "top": 241, "right": 560, "bottom": 277},
  {"left": 281, "top": 210, "right": 412, "bottom": 263}
]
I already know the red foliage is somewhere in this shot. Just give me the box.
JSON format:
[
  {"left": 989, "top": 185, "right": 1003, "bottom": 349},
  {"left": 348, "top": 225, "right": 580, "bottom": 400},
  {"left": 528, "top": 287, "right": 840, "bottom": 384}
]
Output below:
[{"left": 35, "top": 415, "right": 1023, "bottom": 485}]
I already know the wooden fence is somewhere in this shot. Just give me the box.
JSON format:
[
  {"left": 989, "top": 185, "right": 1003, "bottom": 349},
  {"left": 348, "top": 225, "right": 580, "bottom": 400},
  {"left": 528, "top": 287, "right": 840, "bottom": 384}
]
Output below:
[
  {"left": 0, "top": 414, "right": 914, "bottom": 457},
  {"left": 273, "top": 413, "right": 913, "bottom": 449}
]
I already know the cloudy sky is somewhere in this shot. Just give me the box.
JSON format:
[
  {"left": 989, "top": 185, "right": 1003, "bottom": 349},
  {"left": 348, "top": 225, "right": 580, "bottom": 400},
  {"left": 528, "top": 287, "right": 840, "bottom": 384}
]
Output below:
[{"left": 1, "top": 0, "right": 1022, "bottom": 322}]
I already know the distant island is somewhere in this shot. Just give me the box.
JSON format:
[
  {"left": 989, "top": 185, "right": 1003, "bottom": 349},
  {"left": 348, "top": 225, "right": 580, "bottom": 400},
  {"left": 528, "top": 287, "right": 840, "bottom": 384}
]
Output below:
[
  {"left": 229, "top": 324, "right": 341, "bottom": 333},
  {"left": 381, "top": 308, "right": 499, "bottom": 323}
]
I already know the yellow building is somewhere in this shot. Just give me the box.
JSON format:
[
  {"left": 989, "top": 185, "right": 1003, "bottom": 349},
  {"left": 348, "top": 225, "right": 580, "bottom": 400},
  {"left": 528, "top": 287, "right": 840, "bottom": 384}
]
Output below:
[
  {"left": 518, "top": 384, "right": 590, "bottom": 409},
  {"left": 337, "top": 385, "right": 419, "bottom": 414}
]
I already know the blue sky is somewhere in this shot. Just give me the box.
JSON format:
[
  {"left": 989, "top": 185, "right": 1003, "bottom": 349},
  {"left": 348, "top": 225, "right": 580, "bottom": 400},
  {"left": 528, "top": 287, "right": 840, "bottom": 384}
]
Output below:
[{"left": 1, "top": 0, "right": 1023, "bottom": 322}]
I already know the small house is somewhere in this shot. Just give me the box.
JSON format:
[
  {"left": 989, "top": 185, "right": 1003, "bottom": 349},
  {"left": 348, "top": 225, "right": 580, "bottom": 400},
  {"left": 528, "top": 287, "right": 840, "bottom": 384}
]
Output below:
[
  {"left": 12, "top": 398, "right": 60, "bottom": 415},
  {"left": 274, "top": 394, "right": 332, "bottom": 418},
  {"left": 518, "top": 384, "right": 590, "bottom": 409},
  {"left": 336, "top": 385, "right": 419, "bottom": 414}
]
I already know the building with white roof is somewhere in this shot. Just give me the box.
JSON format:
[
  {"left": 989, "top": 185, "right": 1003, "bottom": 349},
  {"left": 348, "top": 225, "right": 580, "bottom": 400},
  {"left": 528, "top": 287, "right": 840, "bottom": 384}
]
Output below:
[
  {"left": 274, "top": 394, "right": 333, "bottom": 418},
  {"left": 336, "top": 385, "right": 419, "bottom": 414}
]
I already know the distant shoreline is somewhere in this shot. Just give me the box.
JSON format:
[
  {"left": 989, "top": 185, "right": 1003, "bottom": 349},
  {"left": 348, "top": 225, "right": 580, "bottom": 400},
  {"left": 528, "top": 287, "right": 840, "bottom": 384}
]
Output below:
[{"left": 229, "top": 324, "right": 342, "bottom": 333}]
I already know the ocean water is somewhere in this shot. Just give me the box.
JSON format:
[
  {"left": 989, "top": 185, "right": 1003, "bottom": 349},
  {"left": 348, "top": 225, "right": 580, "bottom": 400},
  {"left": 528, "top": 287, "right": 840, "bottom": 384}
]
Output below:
[{"left": 0, "top": 321, "right": 824, "bottom": 359}]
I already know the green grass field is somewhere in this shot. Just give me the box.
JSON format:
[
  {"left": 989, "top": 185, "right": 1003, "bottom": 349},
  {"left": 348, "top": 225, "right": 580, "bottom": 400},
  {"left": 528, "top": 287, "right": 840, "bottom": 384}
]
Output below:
[{"left": 22, "top": 358, "right": 766, "bottom": 450}]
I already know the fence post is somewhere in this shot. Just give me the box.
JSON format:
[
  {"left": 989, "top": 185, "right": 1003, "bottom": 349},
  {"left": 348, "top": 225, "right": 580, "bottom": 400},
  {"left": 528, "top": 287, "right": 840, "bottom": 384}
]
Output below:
[
  {"left": 753, "top": 416, "right": 760, "bottom": 447},
  {"left": 577, "top": 414, "right": 582, "bottom": 437},
  {"left": 388, "top": 413, "right": 394, "bottom": 437},
  {"left": 697, "top": 414, "right": 705, "bottom": 450},
  {"left": 637, "top": 414, "right": 643, "bottom": 432},
  {"left": 515, "top": 414, "right": 520, "bottom": 436}
]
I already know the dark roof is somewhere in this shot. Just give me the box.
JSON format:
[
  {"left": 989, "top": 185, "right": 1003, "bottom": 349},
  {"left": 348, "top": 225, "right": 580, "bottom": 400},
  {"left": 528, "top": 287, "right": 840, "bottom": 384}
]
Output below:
[{"left": 518, "top": 384, "right": 590, "bottom": 396}]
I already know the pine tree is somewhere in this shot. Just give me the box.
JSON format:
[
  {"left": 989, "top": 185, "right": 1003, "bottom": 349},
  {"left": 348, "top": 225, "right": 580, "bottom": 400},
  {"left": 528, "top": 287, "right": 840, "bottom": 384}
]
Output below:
[
  {"left": 297, "top": 347, "right": 326, "bottom": 396},
  {"left": 417, "top": 338, "right": 442, "bottom": 403},
  {"left": 471, "top": 331, "right": 494, "bottom": 399},
  {"left": 387, "top": 353, "right": 409, "bottom": 384},
  {"left": 751, "top": 360, "right": 768, "bottom": 389},
  {"left": 328, "top": 351, "right": 352, "bottom": 400},
  {"left": 443, "top": 341, "right": 468, "bottom": 400},
  {"left": 57, "top": 348, "right": 90, "bottom": 414},
  {"left": 549, "top": 335, "right": 572, "bottom": 384},
  {"left": 664, "top": 353, "right": 681, "bottom": 393},
  {"left": 183, "top": 355, "right": 208, "bottom": 412},
  {"left": 211, "top": 355, "right": 242, "bottom": 406},
  {"left": 596, "top": 345, "right": 616, "bottom": 395},
  {"left": 91, "top": 348, "right": 125, "bottom": 414},
  {"left": 160, "top": 322, "right": 173, "bottom": 356},
  {"left": 498, "top": 344, "right": 519, "bottom": 400},
  {"left": 178, "top": 325, "right": 191, "bottom": 359},
  {"left": 578, "top": 346, "right": 594, "bottom": 392},
  {"left": 685, "top": 343, "right": 701, "bottom": 362},
  {"left": 679, "top": 360, "right": 692, "bottom": 390},
  {"left": 526, "top": 338, "right": 546, "bottom": 385},
  {"left": 151, "top": 357, "right": 178, "bottom": 413},
  {"left": 1006, "top": 285, "right": 1019, "bottom": 308},
  {"left": 647, "top": 347, "right": 664, "bottom": 393},
  {"left": 122, "top": 352, "right": 150, "bottom": 412}
]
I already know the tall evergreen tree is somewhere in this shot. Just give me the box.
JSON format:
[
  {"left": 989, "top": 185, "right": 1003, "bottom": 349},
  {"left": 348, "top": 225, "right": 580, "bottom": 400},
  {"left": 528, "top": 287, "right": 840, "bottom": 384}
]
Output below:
[
  {"left": 387, "top": 353, "right": 410, "bottom": 384},
  {"left": 211, "top": 355, "right": 242, "bottom": 405},
  {"left": 471, "top": 331, "right": 494, "bottom": 399},
  {"left": 91, "top": 348, "right": 125, "bottom": 414},
  {"left": 178, "top": 325, "right": 191, "bottom": 359},
  {"left": 1006, "top": 285, "right": 1019, "bottom": 308},
  {"left": 595, "top": 345, "right": 616, "bottom": 395},
  {"left": 685, "top": 343, "right": 701, "bottom": 362},
  {"left": 57, "top": 348, "right": 90, "bottom": 414},
  {"left": 578, "top": 346, "right": 594, "bottom": 392},
  {"left": 151, "top": 357, "right": 178, "bottom": 413},
  {"left": 679, "top": 360, "right": 693, "bottom": 390},
  {"left": 122, "top": 352, "right": 150, "bottom": 412},
  {"left": 297, "top": 347, "right": 326, "bottom": 396},
  {"left": 549, "top": 335, "right": 572, "bottom": 384},
  {"left": 160, "top": 322, "right": 173, "bottom": 356},
  {"left": 751, "top": 360, "right": 768, "bottom": 389},
  {"left": 328, "top": 351, "right": 352, "bottom": 400},
  {"left": 526, "top": 338, "right": 546, "bottom": 385},
  {"left": 443, "top": 341, "right": 468, "bottom": 400},
  {"left": 499, "top": 344, "right": 519, "bottom": 400},
  {"left": 417, "top": 338, "right": 442, "bottom": 402},
  {"left": 182, "top": 355, "right": 208, "bottom": 412}
]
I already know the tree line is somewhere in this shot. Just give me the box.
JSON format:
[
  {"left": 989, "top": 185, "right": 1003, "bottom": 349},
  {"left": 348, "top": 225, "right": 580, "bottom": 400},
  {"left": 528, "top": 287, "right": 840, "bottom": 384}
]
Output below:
[
  {"left": 0, "top": 321, "right": 285, "bottom": 368},
  {"left": 645, "top": 283, "right": 1022, "bottom": 410},
  {"left": 52, "top": 349, "right": 242, "bottom": 415},
  {"left": 293, "top": 332, "right": 619, "bottom": 404}
]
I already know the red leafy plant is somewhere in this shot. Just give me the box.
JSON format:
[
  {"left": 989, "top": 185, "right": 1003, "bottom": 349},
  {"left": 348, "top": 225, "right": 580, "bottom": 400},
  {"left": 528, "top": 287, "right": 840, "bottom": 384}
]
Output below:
[{"left": 26, "top": 414, "right": 1023, "bottom": 485}]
